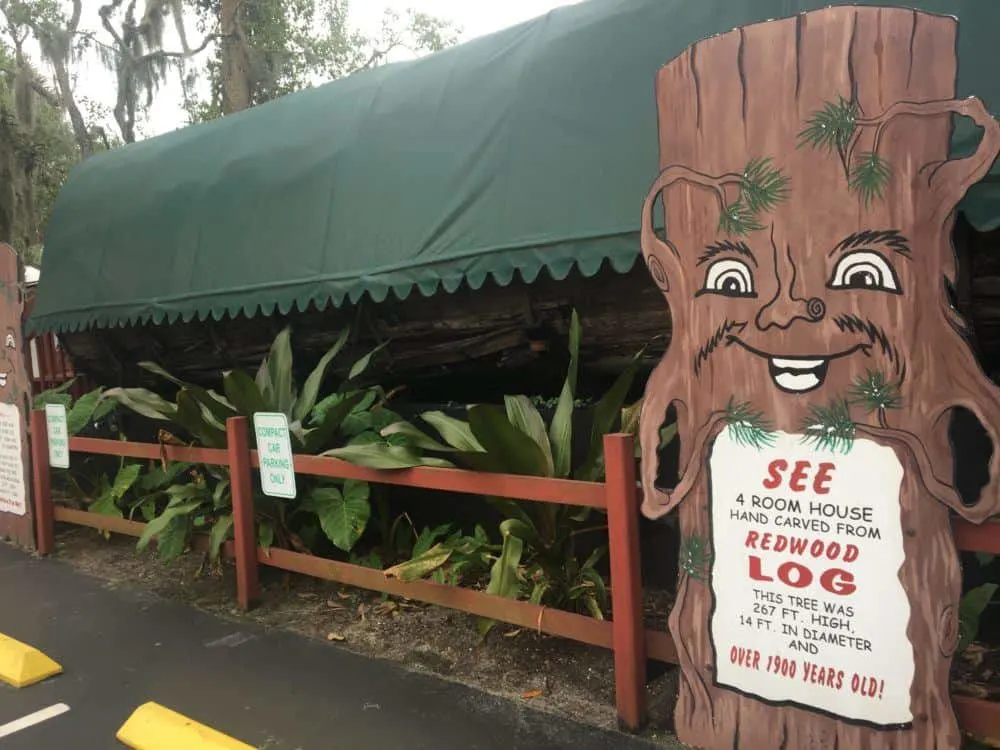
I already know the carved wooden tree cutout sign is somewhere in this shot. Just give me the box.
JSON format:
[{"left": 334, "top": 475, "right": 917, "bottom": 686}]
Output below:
[{"left": 638, "top": 6, "right": 1000, "bottom": 749}]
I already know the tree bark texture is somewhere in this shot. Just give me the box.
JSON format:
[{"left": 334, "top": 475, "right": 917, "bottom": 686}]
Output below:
[
  {"left": 0, "top": 243, "right": 33, "bottom": 548},
  {"left": 639, "top": 6, "right": 1000, "bottom": 749},
  {"left": 220, "top": 0, "right": 251, "bottom": 115}
]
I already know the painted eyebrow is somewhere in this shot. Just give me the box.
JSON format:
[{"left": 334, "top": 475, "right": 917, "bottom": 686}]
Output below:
[
  {"left": 697, "top": 240, "right": 758, "bottom": 267},
  {"left": 829, "top": 230, "right": 912, "bottom": 259}
]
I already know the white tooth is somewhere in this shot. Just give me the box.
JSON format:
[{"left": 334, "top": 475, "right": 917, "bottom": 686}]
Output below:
[
  {"left": 771, "top": 358, "right": 825, "bottom": 370},
  {"left": 775, "top": 372, "right": 820, "bottom": 391}
]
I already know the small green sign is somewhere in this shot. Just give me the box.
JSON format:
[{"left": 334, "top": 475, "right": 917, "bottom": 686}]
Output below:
[
  {"left": 253, "top": 412, "right": 297, "bottom": 499},
  {"left": 45, "top": 403, "right": 69, "bottom": 469}
]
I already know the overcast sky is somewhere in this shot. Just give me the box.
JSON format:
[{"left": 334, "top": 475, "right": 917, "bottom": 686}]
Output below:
[{"left": 66, "top": 1, "right": 580, "bottom": 138}]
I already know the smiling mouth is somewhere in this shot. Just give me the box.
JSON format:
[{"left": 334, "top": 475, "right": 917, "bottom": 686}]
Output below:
[
  {"left": 0, "top": 373, "right": 9, "bottom": 388},
  {"left": 730, "top": 339, "right": 867, "bottom": 394}
]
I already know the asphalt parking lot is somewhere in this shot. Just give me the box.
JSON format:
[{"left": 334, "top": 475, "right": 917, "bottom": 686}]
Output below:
[{"left": 0, "top": 543, "right": 651, "bottom": 749}]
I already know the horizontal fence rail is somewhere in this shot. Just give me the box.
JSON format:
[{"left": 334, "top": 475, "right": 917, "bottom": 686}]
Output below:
[{"left": 29, "top": 412, "right": 1000, "bottom": 739}]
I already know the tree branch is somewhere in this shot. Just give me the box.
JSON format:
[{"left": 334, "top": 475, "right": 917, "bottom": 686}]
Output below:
[
  {"left": 29, "top": 79, "right": 60, "bottom": 110},
  {"left": 137, "top": 32, "right": 218, "bottom": 64}
]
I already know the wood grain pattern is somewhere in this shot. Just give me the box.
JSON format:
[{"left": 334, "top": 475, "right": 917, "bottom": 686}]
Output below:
[
  {"left": 639, "top": 6, "right": 1000, "bottom": 748},
  {"left": 0, "top": 243, "right": 32, "bottom": 548}
]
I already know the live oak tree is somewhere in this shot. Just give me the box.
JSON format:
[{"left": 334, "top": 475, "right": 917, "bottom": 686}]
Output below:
[
  {"left": 638, "top": 7, "right": 1000, "bottom": 749},
  {"left": 185, "top": 0, "right": 458, "bottom": 119}
]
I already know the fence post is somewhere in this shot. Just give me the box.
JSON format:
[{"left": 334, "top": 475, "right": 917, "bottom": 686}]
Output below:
[
  {"left": 227, "top": 416, "right": 260, "bottom": 610},
  {"left": 604, "top": 432, "right": 647, "bottom": 731},
  {"left": 30, "top": 409, "right": 54, "bottom": 556}
]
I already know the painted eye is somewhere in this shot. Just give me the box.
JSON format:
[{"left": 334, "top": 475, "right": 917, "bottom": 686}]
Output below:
[
  {"left": 829, "top": 251, "right": 900, "bottom": 293},
  {"left": 702, "top": 259, "right": 755, "bottom": 297},
  {"left": 4, "top": 333, "right": 14, "bottom": 349}
]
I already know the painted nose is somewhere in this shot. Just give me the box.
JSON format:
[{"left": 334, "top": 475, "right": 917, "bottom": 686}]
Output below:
[{"left": 756, "top": 295, "right": 825, "bottom": 331}]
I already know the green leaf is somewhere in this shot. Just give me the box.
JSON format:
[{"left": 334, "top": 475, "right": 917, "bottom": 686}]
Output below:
[
  {"left": 104, "top": 387, "right": 177, "bottom": 421},
  {"left": 142, "top": 362, "right": 237, "bottom": 425},
  {"left": 413, "top": 523, "right": 453, "bottom": 557},
  {"left": 504, "top": 395, "right": 555, "bottom": 476},
  {"left": 384, "top": 543, "right": 452, "bottom": 582},
  {"left": 209, "top": 514, "right": 233, "bottom": 563},
  {"left": 300, "top": 391, "right": 367, "bottom": 454},
  {"left": 174, "top": 390, "right": 226, "bottom": 448},
  {"left": 975, "top": 553, "right": 996, "bottom": 568},
  {"left": 223, "top": 369, "right": 267, "bottom": 417},
  {"left": 348, "top": 341, "right": 389, "bottom": 381},
  {"left": 324, "top": 443, "right": 454, "bottom": 469},
  {"left": 110, "top": 464, "right": 142, "bottom": 502},
  {"left": 66, "top": 388, "right": 101, "bottom": 435},
  {"left": 137, "top": 501, "right": 202, "bottom": 553},
  {"left": 381, "top": 420, "right": 456, "bottom": 452},
  {"left": 478, "top": 528, "right": 524, "bottom": 637},
  {"left": 959, "top": 583, "right": 998, "bottom": 654},
  {"left": 576, "top": 350, "right": 644, "bottom": 480},
  {"left": 255, "top": 359, "right": 273, "bottom": 405},
  {"left": 293, "top": 328, "right": 350, "bottom": 423},
  {"left": 420, "top": 411, "right": 484, "bottom": 452},
  {"left": 156, "top": 516, "right": 192, "bottom": 562},
  {"left": 798, "top": 96, "right": 858, "bottom": 154},
  {"left": 212, "top": 480, "right": 231, "bottom": 510},
  {"left": 32, "top": 379, "right": 76, "bottom": 410},
  {"left": 312, "top": 481, "right": 372, "bottom": 552},
  {"left": 258, "top": 520, "right": 275, "bottom": 552},
  {"left": 267, "top": 327, "right": 295, "bottom": 417},
  {"left": 469, "top": 404, "right": 549, "bottom": 477},
  {"left": 548, "top": 310, "right": 581, "bottom": 478},
  {"left": 89, "top": 491, "right": 124, "bottom": 519},
  {"left": 138, "top": 361, "right": 188, "bottom": 387}
]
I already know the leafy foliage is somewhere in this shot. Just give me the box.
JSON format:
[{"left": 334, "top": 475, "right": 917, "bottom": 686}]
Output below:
[
  {"left": 848, "top": 370, "right": 902, "bottom": 415},
  {"left": 185, "top": 0, "right": 458, "bottom": 120},
  {"left": 848, "top": 151, "right": 892, "bottom": 208},
  {"left": 723, "top": 397, "right": 776, "bottom": 450},
  {"left": 330, "top": 311, "right": 660, "bottom": 624},
  {"left": 679, "top": 535, "right": 712, "bottom": 582},
  {"left": 718, "top": 157, "right": 789, "bottom": 237},
  {"left": 800, "top": 399, "right": 856, "bottom": 454},
  {"left": 798, "top": 96, "right": 858, "bottom": 157},
  {"left": 959, "top": 583, "right": 998, "bottom": 655},
  {"left": 105, "top": 325, "right": 391, "bottom": 561}
]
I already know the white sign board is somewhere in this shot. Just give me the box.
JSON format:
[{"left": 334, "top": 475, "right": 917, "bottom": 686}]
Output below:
[
  {"left": 709, "top": 430, "right": 912, "bottom": 726},
  {"left": 253, "top": 412, "right": 296, "bottom": 499},
  {"left": 0, "top": 403, "right": 25, "bottom": 515},
  {"left": 45, "top": 403, "right": 70, "bottom": 470}
]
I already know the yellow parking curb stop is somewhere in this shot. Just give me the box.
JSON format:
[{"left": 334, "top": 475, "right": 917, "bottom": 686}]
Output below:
[
  {"left": 116, "top": 702, "right": 256, "bottom": 750},
  {"left": 0, "top": 633, "right": 62, "bottom": 688}
]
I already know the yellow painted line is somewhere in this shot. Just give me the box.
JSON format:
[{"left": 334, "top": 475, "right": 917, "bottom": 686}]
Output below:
[
  {"left": 116, "top": 702, "right": 255, "bottom": 750},
  {"left": 0, "top": 633, "right": 62, "bottom": 688}
]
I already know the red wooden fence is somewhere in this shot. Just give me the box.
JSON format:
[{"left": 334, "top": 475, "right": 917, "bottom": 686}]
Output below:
[
  {"left": 27, "top": 412, "right": 1000, "bottom": 739},
  {"left": 23, "top": 291, "right": 87, "bottom": 397}
]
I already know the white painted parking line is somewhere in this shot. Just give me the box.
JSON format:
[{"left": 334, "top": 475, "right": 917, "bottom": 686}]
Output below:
[{"left": 0, "top": 703, "right": 70, "bottom": 738}]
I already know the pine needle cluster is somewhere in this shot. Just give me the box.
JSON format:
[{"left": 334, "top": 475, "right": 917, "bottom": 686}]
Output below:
[
  {"left": 800, "top": 399, "right": 856, "bottom": 454},
  {"left": 679, "top": 534, "right": 712, "bottom": 582},
  {"left": 723, "top": 396, "right": 776, "bottom": 450},
  {"left": 848, "top": 369, "right": 902, "bottom": 414},
  {"left": 799, "top": 97, "right": 892, "bottom": 206},
  {"left": 718, "top": 157, "right": 789, "bottom": 237}
]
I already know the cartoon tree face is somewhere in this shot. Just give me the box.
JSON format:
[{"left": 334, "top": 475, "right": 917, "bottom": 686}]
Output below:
[
  {"left": 637, "top": 6, "right": 1000, "bottom": 749},
  {"left": 640, "top": 6, "right": 1000, "bottom": 507}
]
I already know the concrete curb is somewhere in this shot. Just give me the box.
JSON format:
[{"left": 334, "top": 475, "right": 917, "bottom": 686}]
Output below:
[
  {"left": 0, "top": 633, "right": 62, "bottom": 688},
  {"left": 116, "top": 702, "right": 255, "bottom": 750}
]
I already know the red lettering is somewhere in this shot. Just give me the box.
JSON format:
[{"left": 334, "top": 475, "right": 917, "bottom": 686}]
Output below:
[
  {"left": 763, "top": 459, "right": 787, "bottom": 489},
  {"left": 778, "top": 561, "right": 812, "bottom": 588},
  {"left": 744, "top": 531, "right": 760, "bottom": 549},
  {"left": 844, "top": 544, "right": 860, "bottom": 563},
  {"left": 825, "top": 542, "right": 841, "bottom": 560},
  {"left": 820, "top": 568, "right": 857, "bottom": 596},
  {"left": 748, "top": 555, "right": 774, "bottom": 583},
  {"left": 760, "top": 533, "right": 773, "bottom": 551},
  {"left": 789, "top": 460, "right": 810, "bottom": 492},
  {"left": 809, "top": 540, "right": 824, "bottom": 558},
  {"left": 789, "top": 537, "right": 808, "bottom": 555},
  {"left": 813, "top": 462, "right": 836, "bottom": 494}
]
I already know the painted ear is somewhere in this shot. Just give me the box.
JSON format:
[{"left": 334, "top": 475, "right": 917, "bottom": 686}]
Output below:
[
  {"left": 926, "top": 97, "right": 1000, "bottom": 213},
  {"left": 640, "top": 169, "right": 683, "bottom": 295}
]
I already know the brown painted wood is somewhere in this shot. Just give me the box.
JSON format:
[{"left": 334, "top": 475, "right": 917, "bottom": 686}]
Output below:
[
  {"left": 638, "top": 6, "right": 1000, "bottom": 749},
  {"left": 69, "top": 436, "right": 229, "bottom": 465},
  {"left": 605, "top": 433, "right": 647, "bottom": 731},
  {"left": 227, "top": 416, "right": 260, "bottom": 610},
  {"left": 30, "top": 410, "right": 53, "bottom": 555},
  {"left": 0, "top": 244, "right": 33, "bottom": 548}
]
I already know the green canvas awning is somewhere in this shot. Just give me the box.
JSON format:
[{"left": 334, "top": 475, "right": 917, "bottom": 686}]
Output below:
[{"left": 29, "top": 0, "right": 1000, "bottom": 334}]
